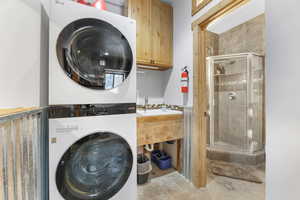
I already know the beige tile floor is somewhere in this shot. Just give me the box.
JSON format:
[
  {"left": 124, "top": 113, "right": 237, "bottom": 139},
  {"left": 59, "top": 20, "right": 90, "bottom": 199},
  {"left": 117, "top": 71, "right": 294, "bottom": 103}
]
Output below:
[{"left": 138, "top": 171, "right": 265, "bottom": 200}]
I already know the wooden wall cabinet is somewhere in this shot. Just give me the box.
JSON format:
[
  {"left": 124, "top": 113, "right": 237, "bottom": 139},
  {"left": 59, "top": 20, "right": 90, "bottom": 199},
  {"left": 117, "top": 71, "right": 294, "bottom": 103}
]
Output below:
[{"left": 129, "top": 0, "right": 173, "bottom": 70}]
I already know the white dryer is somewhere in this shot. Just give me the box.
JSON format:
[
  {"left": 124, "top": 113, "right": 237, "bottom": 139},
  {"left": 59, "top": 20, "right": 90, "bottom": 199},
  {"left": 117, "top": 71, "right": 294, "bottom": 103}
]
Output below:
[
  {"left": 49, "top": 103, "right": 137, "bottom": 200},
  {"left": 49, "top": 0, "right": 136, "bottom": 105}
]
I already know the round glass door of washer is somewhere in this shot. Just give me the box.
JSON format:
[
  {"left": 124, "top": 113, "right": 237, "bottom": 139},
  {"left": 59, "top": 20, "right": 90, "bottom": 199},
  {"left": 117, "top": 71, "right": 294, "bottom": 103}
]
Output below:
[
  {"left": 56, "top": 18, "right": 133, "bottom": 90},
  {"left": 56, "top": 132, "right": 133, "bottom": 200}
]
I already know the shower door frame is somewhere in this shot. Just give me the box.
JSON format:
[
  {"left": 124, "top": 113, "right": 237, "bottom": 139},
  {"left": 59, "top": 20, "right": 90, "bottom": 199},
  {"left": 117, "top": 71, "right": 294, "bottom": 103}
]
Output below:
[{"left": 206, "top": 53, "right": 262, "bottom": 153}]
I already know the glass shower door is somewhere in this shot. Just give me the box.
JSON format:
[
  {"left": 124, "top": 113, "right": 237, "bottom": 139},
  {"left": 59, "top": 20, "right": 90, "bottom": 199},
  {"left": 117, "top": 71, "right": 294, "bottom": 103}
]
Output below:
[{"left": 207, "top": 55, "right": 249, "bottom": 153}]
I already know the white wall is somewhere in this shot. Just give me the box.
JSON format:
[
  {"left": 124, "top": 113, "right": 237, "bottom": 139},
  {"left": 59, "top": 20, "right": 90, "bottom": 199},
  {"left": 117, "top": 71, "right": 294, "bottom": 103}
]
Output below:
[
  {"left": 137, "top": 68, "right": 170, "bottom": 105},
  {"left": 0, "top": 0, "right": 48, "bottom": 108},
  {"left": 40, "top": 1, "right": 50, "bottom": 107},
  {"left": 266, "top": 1, "right": 300, "bottom": 200},
  {"left": 164, "top": 0, "right": 193, "bottom": 106},
  {"left": 164, "top": 0, "right": 223, "bottom": 107}
]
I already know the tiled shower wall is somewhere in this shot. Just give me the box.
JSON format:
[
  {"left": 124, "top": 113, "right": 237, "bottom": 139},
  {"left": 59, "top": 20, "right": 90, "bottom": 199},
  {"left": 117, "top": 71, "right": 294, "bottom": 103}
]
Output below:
[
  {"left": 206, "top": 31, "right": 219, "bottom": 57},
  {"left": 207, "top": 14, "right": 265, "bottom": 56},
  {"left": 219, "top": 14, "right": 265, "bottom": 55},
  {"left": 207, "top": 14, "right": 265, "bottom": 152}
]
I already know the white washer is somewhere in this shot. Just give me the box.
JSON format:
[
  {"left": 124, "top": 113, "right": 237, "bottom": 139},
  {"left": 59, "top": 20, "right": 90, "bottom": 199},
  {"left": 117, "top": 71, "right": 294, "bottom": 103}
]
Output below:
[
  {"left": 49, "top": 0, "right": 136, "bottom": 105},
  {"left": 49, "top": 104, "right": 137, "bottom": 200}
]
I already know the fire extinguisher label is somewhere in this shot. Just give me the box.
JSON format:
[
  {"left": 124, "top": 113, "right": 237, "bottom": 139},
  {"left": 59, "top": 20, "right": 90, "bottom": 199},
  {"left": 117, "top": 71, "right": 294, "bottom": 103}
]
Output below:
[{"left": 181, "top": 87, "right": 188, "bottom": 93}]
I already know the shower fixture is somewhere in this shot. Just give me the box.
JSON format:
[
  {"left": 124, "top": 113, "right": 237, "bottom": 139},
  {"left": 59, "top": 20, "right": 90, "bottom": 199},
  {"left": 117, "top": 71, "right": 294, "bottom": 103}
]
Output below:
[{"left": 206, "top": 53, "right": 265, "bottom": 154}]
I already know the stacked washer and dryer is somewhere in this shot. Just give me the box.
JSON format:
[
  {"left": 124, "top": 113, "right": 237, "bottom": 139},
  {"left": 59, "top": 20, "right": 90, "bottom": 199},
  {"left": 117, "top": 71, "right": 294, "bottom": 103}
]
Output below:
[{"left": 48, "top": 1, "right": 137, "bottom": 200}]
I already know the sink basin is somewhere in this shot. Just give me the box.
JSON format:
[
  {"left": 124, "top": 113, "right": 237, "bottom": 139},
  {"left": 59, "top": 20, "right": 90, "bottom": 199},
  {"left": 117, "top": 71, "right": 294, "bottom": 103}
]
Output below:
[{"left": 137, "top": 109, "right": 182, "bottom": 116}]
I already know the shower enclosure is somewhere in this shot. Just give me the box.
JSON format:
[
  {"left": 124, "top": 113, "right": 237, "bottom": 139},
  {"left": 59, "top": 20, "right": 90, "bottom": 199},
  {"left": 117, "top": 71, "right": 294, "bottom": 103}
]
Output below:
[{"left": 207, "top": 53, "right": 264, "bottom": 156}]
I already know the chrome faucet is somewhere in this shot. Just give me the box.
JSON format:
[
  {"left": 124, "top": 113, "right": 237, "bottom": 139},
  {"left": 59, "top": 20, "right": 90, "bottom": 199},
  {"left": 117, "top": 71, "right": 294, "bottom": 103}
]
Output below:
[{"left": 144, "top": 96, "right": 148, "bottom": 112}]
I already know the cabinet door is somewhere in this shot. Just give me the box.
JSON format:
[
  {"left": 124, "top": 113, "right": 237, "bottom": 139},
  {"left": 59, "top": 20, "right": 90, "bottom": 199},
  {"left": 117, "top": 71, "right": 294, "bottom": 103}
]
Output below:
[
  {"left": 150, "top": 0, "right": 161, "bottom": 66},
  {"left": 151, "top": 0, "right": 173, "bottom": 68},
  {"left": 159, "top": 2, "right": 173, "bottom": 67},
  {"left": 128, "top": 0, "right": 152, "bottom": 65}
]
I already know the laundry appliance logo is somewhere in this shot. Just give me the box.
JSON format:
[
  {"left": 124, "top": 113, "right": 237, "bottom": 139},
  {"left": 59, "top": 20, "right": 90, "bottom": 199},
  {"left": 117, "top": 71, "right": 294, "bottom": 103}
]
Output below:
[{"left": 56, "top": 125, "right": 79, "bottom": 133}]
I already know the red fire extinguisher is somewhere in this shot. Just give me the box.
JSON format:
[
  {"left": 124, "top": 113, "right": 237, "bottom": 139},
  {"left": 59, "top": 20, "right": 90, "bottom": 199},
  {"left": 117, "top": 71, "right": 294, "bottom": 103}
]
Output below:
[
  {"left": 181, "top": 66, "right": 189, "bottom": 93},
  {"left": 75, "top": 0, "right": 107, "bottom": 10}
]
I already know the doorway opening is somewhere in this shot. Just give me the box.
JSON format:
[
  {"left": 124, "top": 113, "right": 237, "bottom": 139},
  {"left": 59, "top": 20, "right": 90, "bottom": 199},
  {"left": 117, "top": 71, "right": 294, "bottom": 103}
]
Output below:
[{"left": 192, "top": 1, "right": 266, "bottom": 198}]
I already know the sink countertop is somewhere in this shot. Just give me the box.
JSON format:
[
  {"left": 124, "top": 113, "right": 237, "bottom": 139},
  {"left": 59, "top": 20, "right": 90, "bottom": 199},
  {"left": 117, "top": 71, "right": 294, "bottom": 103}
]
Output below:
[{"left": 137, "top": 109, "right": 183, "bottom": 117}]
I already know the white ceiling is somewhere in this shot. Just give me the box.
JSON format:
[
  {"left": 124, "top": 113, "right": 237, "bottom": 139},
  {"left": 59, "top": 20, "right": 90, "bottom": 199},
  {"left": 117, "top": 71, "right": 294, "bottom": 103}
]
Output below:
[{"left": 207, "top": 0, "right": 265, "bottom": 34}]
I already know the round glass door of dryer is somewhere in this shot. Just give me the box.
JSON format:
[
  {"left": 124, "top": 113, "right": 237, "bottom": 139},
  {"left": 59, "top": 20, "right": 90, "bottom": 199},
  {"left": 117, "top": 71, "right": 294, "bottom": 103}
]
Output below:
[
  {"left": 56, "top": 18, "right": 133, "bottom": 90},
  {"left": 56, "top": 132, "right": 133, "bottom": 200}
]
